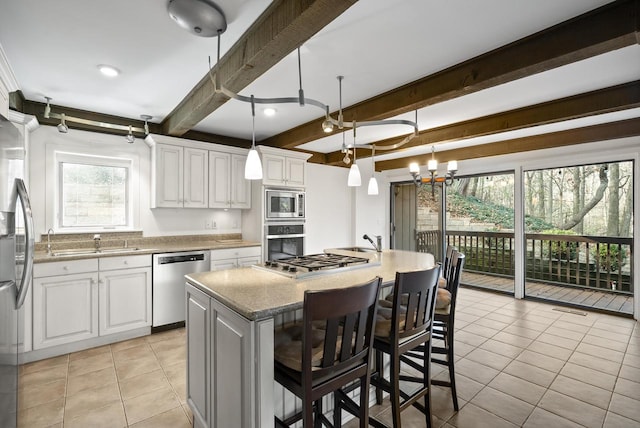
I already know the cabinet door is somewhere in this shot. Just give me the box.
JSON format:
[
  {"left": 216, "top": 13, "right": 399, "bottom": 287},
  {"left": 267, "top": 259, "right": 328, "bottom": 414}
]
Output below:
[
  {"left": 184, "top": 147, "right": 209, "bottom": 208},
  {"left": 99, "top": 267, "right": 151, "bottom": 336},
  {"left": 210, "top": 258, "right": 237, "bottom": 271},
  {"left": 211, "top": 300, "right": 252, "bottom": 428},
  {"left": 33, "top": 272, "right": 99, "bottom": 349},
  {"left": 208, "top": 151, "right": 231, "bottom": 209},
  {"left": 237, "top": 255, "right": 261, "bottom": 267},
  {"left": 230, "top": 154, "right": 251, "bottom": 209},
  {"left": 262, "top": 154, "right": 286, "bottom": 186},
  {"left": 186, "top": 284, "right": 211, "bottom": 428},
  {"left": 285, "top": 157, "right": 306, "bottom": 187},
  {"left": 155, "top": 144, "right": 184, "bottom": 208}
]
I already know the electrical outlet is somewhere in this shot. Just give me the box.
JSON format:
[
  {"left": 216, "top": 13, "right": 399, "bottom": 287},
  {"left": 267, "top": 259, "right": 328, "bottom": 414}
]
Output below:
[
  {"left": 212, "top": 221, "right": 217, "bottom": 229},
  {"left": 205, "top": 220, "right": 212, "bottom": 229}
]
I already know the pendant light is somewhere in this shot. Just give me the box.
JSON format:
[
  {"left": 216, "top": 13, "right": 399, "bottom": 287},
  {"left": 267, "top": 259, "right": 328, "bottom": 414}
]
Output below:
[
  {"left": 244, "top": 95, "right": 263, "bottom": 180},
  {"left": 347, "top": 122, "right": 361, "bottom": 187},
  {"left": 367, "top": 145, "right": 378, "bottom": 195}
]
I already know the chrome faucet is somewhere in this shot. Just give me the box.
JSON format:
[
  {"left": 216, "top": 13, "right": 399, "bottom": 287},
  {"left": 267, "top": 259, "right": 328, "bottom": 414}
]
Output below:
[
  {"left": 93, "top": 234, "right": 101, "bottom": 251},
  {"left": 46, "top": 228, "right": 54, "bottom": 255},
  {"left": 363, "top": 234, "right": 382, "bottom": 252}
]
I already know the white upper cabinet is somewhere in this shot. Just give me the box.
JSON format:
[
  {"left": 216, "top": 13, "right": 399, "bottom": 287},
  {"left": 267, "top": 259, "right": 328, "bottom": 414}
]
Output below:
[
  {"left": 184, "top": 147, "right": 209, "bottom": 208},
  {"left": 259, "top": 146, "right": 312, "bottom": 188},
  {"left": 209, "top": 151, "right": 251, "bottom": 209},
  {"left": 152, "top": 143, "right": 208, "bottom": 208}
]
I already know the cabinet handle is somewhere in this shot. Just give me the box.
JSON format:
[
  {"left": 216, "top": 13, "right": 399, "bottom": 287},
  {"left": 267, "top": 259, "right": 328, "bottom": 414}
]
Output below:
[
  {"left": 63, "top": 266, "right": 68, "bottom": 271},
  {"left": 123, "top": 260, "right": 128, "bottom": 265}
]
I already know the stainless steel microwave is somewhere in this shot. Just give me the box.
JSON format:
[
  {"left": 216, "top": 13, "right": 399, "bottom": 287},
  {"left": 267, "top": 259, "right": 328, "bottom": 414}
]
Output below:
[{"left": 265, "top": 189, "right": 305, "bottom": 220}]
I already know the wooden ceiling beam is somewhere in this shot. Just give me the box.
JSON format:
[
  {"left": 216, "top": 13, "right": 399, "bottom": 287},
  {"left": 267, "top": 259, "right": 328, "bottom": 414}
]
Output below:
[
  {"left": 263, "top": 0, "right": 640, "bottom": 150},
  {"left": 323, "top": 80, "right": 640, "bottom": 165},
  {"left": 375, "top": 117, "right": 640, "bottom": 172},
  {"left": 161, "top": 0, "right": 358, "bottom": 136}
]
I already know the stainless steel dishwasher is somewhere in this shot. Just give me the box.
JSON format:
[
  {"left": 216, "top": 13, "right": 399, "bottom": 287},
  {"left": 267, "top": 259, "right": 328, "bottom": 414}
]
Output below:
[{"left": 152, "top": 250, "right": 210, "bottom": 328}]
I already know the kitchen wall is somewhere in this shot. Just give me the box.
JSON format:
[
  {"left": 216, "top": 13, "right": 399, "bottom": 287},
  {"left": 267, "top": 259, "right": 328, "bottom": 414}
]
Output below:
[{"left": 29, "top": 126, "right": 242, "bottom": 241}]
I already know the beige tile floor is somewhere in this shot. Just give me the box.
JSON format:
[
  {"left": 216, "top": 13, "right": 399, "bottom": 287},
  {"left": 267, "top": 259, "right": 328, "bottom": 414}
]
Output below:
[
  {"left": 18, "top": 287, "right": 640, "bottom": 427},
  {"left": 18, "top": 328, "right": 191, "bottom": 428}
]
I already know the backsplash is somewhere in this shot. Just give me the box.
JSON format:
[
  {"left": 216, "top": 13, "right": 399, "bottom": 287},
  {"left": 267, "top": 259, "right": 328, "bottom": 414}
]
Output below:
[{"left": 35, "top": 231, "right": 244, "bottom": 252}]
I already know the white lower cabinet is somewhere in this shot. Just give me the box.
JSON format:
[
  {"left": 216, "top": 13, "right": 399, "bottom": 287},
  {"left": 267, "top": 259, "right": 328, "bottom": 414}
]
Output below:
[
  {"left": 186, "top": 283, "right": 261, "bottom": 428},
  {"left": 33, "top": 271, "right": 99, "bottom": 349},
  {"left": 99, "top": 266, "right": 151, "bottom": 336},
  {"left": 32, "top": 255, "right": 151, "bottom": 350},
  {"left": 210, "top": 246, "right": 261, "bottom": 271}
]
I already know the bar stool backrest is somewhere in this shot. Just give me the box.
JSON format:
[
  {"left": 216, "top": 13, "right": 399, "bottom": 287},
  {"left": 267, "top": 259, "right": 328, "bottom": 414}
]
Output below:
[
  {"left": 389, "top": 266, "right": 441, "bottom": 341},
  {"left": 302, "top": 276, "right": 382, "bottom": 382}
]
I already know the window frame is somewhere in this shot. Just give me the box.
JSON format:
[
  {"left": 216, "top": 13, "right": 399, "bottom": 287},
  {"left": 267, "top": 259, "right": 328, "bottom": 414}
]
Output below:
[{"left": 53, "top": 151, "right": 135, "bottom": 232}]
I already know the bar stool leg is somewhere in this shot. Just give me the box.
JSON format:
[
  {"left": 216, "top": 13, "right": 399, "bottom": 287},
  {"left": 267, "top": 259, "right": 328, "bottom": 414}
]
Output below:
[
  {"left": 375, "top": 350, "right": 384, "bottom": 405},
  {"left": 390, "top": 351, "right": 402, "bottom": 427}
]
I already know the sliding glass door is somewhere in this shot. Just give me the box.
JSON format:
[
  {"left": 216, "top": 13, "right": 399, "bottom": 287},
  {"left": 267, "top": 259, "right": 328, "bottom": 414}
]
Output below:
[{"left": 523, "top": 161, "right": 634, "bottom": 315}]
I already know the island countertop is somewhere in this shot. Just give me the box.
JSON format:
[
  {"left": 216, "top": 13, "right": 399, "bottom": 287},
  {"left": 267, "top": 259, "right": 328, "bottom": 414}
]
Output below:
[{"left": 185, "top": 249, "right": 435, "bottom": 321}]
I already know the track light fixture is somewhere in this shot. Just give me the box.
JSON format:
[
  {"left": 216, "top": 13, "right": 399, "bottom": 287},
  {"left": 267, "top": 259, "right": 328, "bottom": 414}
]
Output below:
[
  {"left": 125, "top": 125, "right": 135, "bottom": 143},
  {"left": 206, "top": 33, "right": 422, "bottom": 184},
  {"left": 57, "top": 114, "right": 68, "bottom": 133},
  {"left": 42, "top": 97, "right": 153, "bottom": 143},
  {"left": 140, "top": 115, "right": 153, "bottom": 135},
  {"left": 44, "top": 97, "right": 52, "bottom": 119}
]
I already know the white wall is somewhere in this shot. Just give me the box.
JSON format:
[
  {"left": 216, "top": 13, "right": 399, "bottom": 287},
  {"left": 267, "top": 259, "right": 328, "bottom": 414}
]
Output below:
[
  {"left": 304, "top": 163, "right": 353, "bottom": 253},
  {"left": 29, "top": 126, "right": 242, "bottom": 240}
]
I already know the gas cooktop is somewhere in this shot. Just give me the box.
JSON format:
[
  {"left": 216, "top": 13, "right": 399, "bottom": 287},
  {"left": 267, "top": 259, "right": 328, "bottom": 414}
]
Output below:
[{"left": 253, "top": 253, "right": 378, "bottom": 279}]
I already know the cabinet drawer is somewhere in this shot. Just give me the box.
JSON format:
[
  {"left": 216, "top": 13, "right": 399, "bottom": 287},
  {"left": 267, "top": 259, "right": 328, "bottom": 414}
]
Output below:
[
  {"left": 99, "top": 254, "right": 152, "bottom": 271},
  {"left": 34, "top": 259, "right": 99, "bottom": 278},
  {"left": 211, "top": 246, "right": 261, "bottom": 260}
]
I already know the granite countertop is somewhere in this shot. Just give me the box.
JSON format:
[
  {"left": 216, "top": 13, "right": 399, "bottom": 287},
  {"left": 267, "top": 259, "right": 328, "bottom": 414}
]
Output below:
[
  {"left": 185, "top": 249, "right": 435, "bottom": 321},
  {"left": 34, "top": 235, "right": 261, "bottom": 263}
]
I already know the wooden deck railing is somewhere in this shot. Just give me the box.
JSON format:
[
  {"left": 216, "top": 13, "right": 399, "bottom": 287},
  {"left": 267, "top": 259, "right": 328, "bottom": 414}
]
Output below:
[{"left": 416, "top": 230, "right": 633, "bottom": 294}]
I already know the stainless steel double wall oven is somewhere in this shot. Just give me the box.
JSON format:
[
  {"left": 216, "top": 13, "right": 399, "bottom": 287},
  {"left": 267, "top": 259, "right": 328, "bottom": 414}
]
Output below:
[{"left": 264, "top": 188, "right": 305, "bottom": 261}]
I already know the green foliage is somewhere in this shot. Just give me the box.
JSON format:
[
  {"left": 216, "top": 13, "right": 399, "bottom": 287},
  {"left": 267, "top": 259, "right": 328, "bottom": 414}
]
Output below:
[
  {"left": 541, "top": 229, "right": 578, "bottom": 261},
  {"left": 590, "top": 244, "right": 627, "bottom": 272},
  {"left": 447, "top": 192, "right": 553, "bottom": 231}
]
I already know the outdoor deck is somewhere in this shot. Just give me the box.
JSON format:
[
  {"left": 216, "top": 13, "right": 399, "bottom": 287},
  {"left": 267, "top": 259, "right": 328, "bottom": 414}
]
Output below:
[{"left": 462, "top": 271, "right": 634, "bottom": 315}]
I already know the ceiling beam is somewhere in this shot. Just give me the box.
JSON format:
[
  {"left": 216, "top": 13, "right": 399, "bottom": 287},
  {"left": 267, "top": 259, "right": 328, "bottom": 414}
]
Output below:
[
  {"left": 161, "top": 0, "right": 358, "bottom": 136},
  {"left": 262, "top": 0, "right": 640, "bottom": 150},
  {"left": 323, "top": 80, "right": 640, "bottom": 165},
  {"left": 375, "top": 117, "right": 640, "bottom": 172}
]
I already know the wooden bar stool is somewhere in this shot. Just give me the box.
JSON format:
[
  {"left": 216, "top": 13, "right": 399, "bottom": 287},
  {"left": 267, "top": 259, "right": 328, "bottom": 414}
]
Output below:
[
  {"left": 369, "top": 266, "right": 441, "bottom": 428},
  {"left": 403, "top": 251, "right": 465, "bottom": 411},
  {"left": 273, "top": 276, "right": 382, "bottom": 427}
]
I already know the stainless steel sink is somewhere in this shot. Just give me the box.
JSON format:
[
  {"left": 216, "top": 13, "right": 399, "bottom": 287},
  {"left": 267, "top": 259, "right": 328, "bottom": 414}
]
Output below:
[
  {"left": 51, "top": 247, "right": 143, "bottom": 256},
  {"left": 333, "top": 246, "right": 378, "bottom": 253}
]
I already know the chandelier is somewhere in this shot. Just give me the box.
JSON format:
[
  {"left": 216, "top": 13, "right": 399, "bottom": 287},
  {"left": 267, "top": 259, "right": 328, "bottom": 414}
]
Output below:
[{"left": 409, "top": 146, "right": 458, "bottom": 197}]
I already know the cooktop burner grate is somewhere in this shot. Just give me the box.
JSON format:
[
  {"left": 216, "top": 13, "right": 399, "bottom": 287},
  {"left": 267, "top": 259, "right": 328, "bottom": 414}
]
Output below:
[{"left": 268, "top": 253, "right": 370, "bottom": 271}]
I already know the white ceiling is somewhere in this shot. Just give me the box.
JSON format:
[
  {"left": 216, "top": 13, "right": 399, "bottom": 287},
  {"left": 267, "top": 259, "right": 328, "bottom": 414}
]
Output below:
[{"left": 0, "top": 0, "right": 637, "bottom": 161}]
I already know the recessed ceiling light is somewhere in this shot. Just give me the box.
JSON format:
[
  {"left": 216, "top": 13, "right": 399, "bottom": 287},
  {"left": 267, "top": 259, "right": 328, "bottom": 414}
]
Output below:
[
  {"left": 98, "top": 64, "right": 120, "bottom": 77},
  {"left": 263, "top": 107, "right": 277, "bottom": 117}
]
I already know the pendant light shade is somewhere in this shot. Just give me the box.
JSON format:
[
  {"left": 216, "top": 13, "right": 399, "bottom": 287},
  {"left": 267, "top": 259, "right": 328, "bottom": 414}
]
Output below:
[
  {"left": 367, "top": 144, "right": 378, "bottom": 195},
  {"left": 244, "top": 95, "right": 263, "bottom": 180},
  {"left": 367, "top": 176, "right": 379, "bottom": 195},
  {"left": 348, "top": 164, "right": 361, "bottom": 187},
  {"left": 347, "top": 124, "right": 361, "bottom": 187},
  {"left": 245, "top": 148, "right": 262, "bottom": 180}
]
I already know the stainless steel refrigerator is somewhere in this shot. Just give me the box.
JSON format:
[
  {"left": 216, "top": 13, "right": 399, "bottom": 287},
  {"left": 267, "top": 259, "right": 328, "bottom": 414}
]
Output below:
[{"left": 0, "top": 113, "right": 34, "bottom": 428}]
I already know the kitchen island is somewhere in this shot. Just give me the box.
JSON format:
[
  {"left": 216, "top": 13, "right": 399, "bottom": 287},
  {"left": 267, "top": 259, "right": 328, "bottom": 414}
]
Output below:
[{"left": 184, "top": 249, "right": 435, "bottom": 428}]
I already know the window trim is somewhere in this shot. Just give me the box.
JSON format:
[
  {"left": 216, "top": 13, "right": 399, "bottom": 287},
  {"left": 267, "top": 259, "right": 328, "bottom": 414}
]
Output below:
[{"left": 51, "top": 149, "right": 138, "bottom": 232}]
